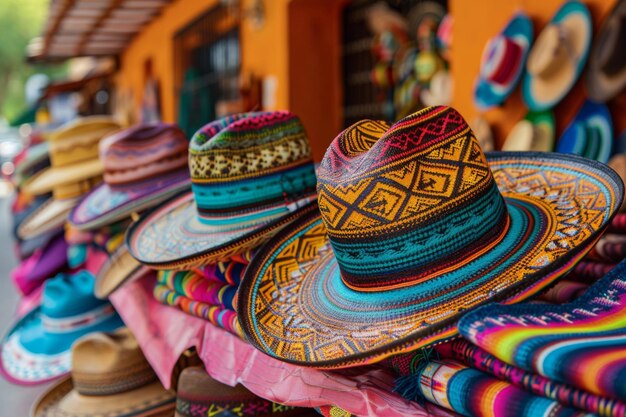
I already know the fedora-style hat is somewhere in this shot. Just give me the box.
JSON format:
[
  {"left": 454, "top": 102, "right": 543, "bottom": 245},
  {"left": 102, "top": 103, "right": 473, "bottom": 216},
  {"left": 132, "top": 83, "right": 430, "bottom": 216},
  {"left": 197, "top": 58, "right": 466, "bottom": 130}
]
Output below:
[
  {"left": 587, "top": 0, "right": 626, "bottom": 102},
  {"left": 175, "top": 366, "right": 316, "bottom": 417},
  {"left": 474, "top": 12, "right": 533, "bottom": 110},
  {"left": 18, "top": 117, "right": 121, "bottom": 240},
  {"left": 556, "top": 100, "right": 613, "bottom": 163},
  {"left": 522, "top": 1, "right": 592, "bottom": 111},
  {"left": 32, "top": 329, "right": 175, "bottom": 417},
  {"left": 238, "top": 106, "right": 623, "bottom": 369},
  {"left": 69, "top": 123, "right": 190, "bottom": 231},
  {"left": 126, "top": 111, "right": 318, "bottom": 270},
  {"left": 95, "top": 245, "right": 150, "bottom": 299},
  {"left": 502, "top": 110, "right": 555, "bottom": 152},
  {"left": 0, "top": 270, "right": 124, "bottom": 384}
]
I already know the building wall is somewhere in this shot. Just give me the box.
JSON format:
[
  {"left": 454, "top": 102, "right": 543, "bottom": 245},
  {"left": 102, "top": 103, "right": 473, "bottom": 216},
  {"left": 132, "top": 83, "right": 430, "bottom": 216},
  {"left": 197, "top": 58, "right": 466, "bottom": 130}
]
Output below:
[{"left": 449, "top": 0, "right": 623, "bottom": 148}]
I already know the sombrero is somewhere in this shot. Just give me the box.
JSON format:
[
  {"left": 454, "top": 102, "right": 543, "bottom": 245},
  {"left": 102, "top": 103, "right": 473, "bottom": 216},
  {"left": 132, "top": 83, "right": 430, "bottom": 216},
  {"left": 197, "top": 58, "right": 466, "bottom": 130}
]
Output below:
[
  {"left": 69, "top": 123, "right": 190, "bottom": 231},
  {"left": 238, "top": 106, "right": 623, "bottom": 369},
  {"left": 502, "top": 110, "right": 555, "bottom": 152},
  {"left": 0, "top": 270, "right": 124, "bottom": 384},
  {"left": 174, "top": 366, "right": 316, "bottom": 417},
  {"left": 95, "top": 245, "right": 150, "bottom": 299},
  {"left": 126, "top": 111, "right": 318, "bottom": 270},
  {"left": 556, "top": 100, "right": 613, "bottom": 163},
  {"left": 12, "top": 141, "right": 49, "bottom": 187},
  {"left": 32, "top": 329, "right": 175, "bottom": 417},
  {"left": 18, "top": 117, "right": 122, "bottom": 240},
  {"left": 474, "top": 12, "right": 533, "bottom": 110},
  {"left": 587, "top": 0, "right": 626, "bottom": 102},
  {"left": 522, "top": 1, "right": 592, "bottom": 111}
]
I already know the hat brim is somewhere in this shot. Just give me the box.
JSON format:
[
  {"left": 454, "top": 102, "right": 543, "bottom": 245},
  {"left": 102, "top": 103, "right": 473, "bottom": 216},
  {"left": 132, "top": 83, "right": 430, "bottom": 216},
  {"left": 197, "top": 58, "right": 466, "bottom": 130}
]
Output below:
[
  {"left": 237, "top": 152, "right": 623, "bottom": 369},
  {"left": 474, "top": 13, "right": 533, "bottom": 110},
  {"left": 17, "top": 197, "right": 79, "bottom": 240},
  {"left": 586, "top": 1, "right": 626, "bottom": 102},
  {"left": 32, "top": 376, "right": 176, "bottom": 417},
  {"left": 525, "top": 110, "right": 555, "bottom": 152},
  {"left": 68, "top": 170, "right": 190, "bottom": 231},
  {"left": 21, "top": 159, "right": 103, "bottom": 196},
  {"left": 126, "top": 191, "right": 318, "bottom": 270},
  {"left": 0, "top": 307, "right": 124, "bottom": 385},
  {"left": 95, "top": 246, "right": 152, "bottom": 299},
  {"left": 522, "top": 2, "right": 592, "bottom": 111},
  {"left": 556, "top": 101, "right": 613, "bottom": 163}
]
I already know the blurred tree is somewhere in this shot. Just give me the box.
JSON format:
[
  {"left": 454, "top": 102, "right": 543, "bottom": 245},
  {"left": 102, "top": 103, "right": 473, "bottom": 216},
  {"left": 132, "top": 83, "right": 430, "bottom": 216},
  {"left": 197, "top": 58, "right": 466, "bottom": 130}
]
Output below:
[{"left": 0, "top": 0, "right": 65, "bottom": 122}]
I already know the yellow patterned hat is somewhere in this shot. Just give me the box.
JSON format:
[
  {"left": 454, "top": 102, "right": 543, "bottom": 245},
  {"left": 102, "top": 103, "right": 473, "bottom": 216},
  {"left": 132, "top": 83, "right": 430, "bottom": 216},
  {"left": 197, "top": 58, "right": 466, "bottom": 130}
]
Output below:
[{"left": 238, "top": 106, "right": 623, "bottom": 369}]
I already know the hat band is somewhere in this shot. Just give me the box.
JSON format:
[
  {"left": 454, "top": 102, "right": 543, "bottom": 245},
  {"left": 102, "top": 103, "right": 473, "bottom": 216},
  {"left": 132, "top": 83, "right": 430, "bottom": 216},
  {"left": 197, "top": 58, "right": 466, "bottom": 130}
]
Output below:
[
  {"left": 42, "top": 303, "right": 116, "bottom": 333},
  {"left": 175, "top": 397, "right": 299, "bottom": 417},
  {"left": 331, "top": 182, "right": 509, "bottom": 290},
  {"left": 483, "top": 36, "right": 523, "bottom": 86},
  {"left": 193, "top": 163, "right": 317, "bottom": 222},
  {"left": 105, "top": 151, "right": 188, "bottom": 190},
  {"left": 107, "top": 165, "right": 189, "bottom": 193},
  {"left": 53, "top": 176, "right": 102, "bottom": 200},
  {"left": 73, "top": 362, "right": 157, "bottom": 396}
]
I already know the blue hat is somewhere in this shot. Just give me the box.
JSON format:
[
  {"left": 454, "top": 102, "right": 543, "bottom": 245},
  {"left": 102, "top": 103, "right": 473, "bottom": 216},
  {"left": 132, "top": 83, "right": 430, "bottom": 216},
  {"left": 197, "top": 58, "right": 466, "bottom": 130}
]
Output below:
[
  {"left": 474, "top": 12, "right": 533, "bottom": 110},
  {"left": 522, "top": 1, "right": 592, "bottom": 111},
  {"left": 556, "top": 100, "right": 613, "bottom": 163},
  {"left": 0, "top": 271, "right": 124, "bottom": 385}
]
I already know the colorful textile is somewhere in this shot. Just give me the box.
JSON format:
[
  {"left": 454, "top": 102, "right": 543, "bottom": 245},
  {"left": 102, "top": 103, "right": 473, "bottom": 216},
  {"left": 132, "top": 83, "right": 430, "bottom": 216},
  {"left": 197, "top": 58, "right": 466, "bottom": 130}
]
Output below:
[
  {"left": 458, "top": 259, "right": 626, "bottom": 402},
  {"left": 569, "top": 261, "right": 616, "bottom": 282},
  {"left": 200, "top": 251, "right": 252, "bottom": 285},
  {"left": 396, "top": 359, "right": 591, "bottom": 416},
  {"left": 589, "top": 235, "right": 626, "bottom": 262},
  {"left": 608, "top": 213, "right": 626, "bottom": 234},
  {"left": 537, "top": 280, "right": 589, "bottom": 304},
  {"left": 153, "top": 284, "right": 241, "bottom": 337},
  {"left": 238, "top": 106, "right": 623, "bottom": 369},
  {"left": 156, "top": 270, "right": 237, "bottom": 309},
  {"left": 449, "top": 339, "right": 626, "bottom": 417}
]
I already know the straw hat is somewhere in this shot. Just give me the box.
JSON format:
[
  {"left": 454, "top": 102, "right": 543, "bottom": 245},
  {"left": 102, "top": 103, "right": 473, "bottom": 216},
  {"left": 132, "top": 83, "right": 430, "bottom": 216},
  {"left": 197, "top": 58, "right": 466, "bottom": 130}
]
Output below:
[
  {"left": 95, "top": 245, "right": 150, "bottom": 299},
  {"left": 32, "top": 328, "right": 175, "bottom": 417},
  {"left": 522, "top": 1, "right": 592, "bottom": 111},
  {"left": 587, "top": 0, "right": 626, "bottom": 102},
  {"left": 238, "top": 106, "right": 623, "bottom": 368},
  {"left": 502, "top": 110, "right": 555, "bottom": 152}
]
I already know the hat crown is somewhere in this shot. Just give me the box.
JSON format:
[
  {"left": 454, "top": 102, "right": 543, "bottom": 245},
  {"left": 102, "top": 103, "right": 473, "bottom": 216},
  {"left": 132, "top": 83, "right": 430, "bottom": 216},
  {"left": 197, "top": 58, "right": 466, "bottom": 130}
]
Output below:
[
  {"left": 42, "top": 271, "right": 106, "bottom": 318},
  {"left": 481, "top": 35, "right": 523, "bottom": 86},
  {"left": 188, "top": 111, "right": 317, "bottom": 225},
  {"left": 317, "top": 106, "right": 508, "bottom": 290},
  {"left": 100, "top": 123, "right": 188, "bottom": 187},
  {"left": 71, "top": 329, "right": 156, "bottom": 396},
  {"left": 527, "top": 24, "right": 571, "bottom": 78},
  {"left": 598, "top": 15, "right": 626, "bottom": 75}
]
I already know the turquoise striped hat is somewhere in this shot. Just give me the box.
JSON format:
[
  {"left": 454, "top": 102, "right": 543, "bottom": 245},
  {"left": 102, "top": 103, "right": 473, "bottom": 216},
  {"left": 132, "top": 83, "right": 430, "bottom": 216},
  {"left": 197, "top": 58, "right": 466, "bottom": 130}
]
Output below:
[{"left": 126, "top": 111, "right": 318, "bottom": 270}]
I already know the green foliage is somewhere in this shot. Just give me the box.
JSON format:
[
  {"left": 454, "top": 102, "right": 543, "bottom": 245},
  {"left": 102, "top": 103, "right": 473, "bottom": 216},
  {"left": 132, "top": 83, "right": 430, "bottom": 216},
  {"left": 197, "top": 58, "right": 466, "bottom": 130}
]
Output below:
[{"left": 0, "top": 0, "right": 66, "bottom": 122}]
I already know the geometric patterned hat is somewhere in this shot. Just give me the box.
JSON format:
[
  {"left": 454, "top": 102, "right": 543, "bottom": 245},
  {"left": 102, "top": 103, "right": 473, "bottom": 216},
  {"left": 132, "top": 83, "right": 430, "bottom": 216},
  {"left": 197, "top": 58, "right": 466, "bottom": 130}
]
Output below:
[
  {"left": 238, "top": 106, "right": 623, "bottom": 369},
  {"left": 126, "top": 111, "right": 318, "bottom": 270},
  {"left": 68, "top": 123, "right": 190, "bottom": 231}
]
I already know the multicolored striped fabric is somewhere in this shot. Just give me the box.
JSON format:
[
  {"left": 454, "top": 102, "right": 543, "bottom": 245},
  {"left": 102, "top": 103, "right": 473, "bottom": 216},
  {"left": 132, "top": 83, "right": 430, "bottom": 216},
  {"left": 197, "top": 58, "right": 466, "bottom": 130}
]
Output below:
[
  {"left": 458, "top": 259, "right": 626, "bottom": 402},
  {"left": 199, "top": 251, "right": 252, "bottom": 285},
  {"left": 396, "top": 359, "right": 591, "bottom": 416},
  {"left": 537, "top": 280, "right": 589, "bottom": 304},
  {"left": 153, "top": 284, "right": 242, "bottom": 337},
  {"left": 157, "top": 270, "right": 237, "bottom": 309},
  {"left": 449, "top": 339, "right": 626, "bottom": 417},
  {"left": 608, "top": 213, "right": 626, "bottom": 234},
  {"left": 588, "top": 235, "right": 626, "bottom": 262},
  {"left": 569, "top": 261, "right": 616, "bottom": 282}
]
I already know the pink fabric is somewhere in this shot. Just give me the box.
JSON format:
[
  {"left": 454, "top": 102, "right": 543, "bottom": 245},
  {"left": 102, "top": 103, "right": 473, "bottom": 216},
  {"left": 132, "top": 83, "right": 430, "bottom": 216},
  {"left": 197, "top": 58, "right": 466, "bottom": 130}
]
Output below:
[
  {"left": 110, "top": 275, "right": 431, "bottom": 417},
  {"left": 15, "top": 285, "right": 43, "bottom": 318}
]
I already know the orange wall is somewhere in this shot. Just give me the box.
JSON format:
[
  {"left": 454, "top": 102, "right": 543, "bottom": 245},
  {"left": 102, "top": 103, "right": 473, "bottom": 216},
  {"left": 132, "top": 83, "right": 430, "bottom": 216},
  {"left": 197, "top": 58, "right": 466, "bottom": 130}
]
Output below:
[{"left": 450, "top": 0, "right": 621, "bottom": 148}]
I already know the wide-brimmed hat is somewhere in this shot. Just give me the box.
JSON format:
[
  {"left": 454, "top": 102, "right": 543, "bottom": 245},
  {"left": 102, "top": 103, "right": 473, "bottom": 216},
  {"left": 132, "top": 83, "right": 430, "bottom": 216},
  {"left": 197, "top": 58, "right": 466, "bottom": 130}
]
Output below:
[
  {"left": 587, "top": 0, "right": 626, "bottom": 102},
  {"left": 126, "top": 111, "right": 318, "bottom": 270},
  {"left": 69, "top": 123, "right": 190, "bottom": 231},
  {"left": 0, "top": 270, "right": 124, "bottom": 384},
  {"left": 238, "top": 106, "right": 623, "bottom": 369},
  {"left": 95, "top": 245, "right": 150, "bottom": 299},
  {"left": 474, "top": 12, "right": 533, "bottom": 110},
  {"left": 175, "top": 366, "right": 316, "bottom": 417},
  {"left": 11, "top": 233, "right": 68, "bottom": 296},
  {"left": 502, "top": 110, "right": 555, "bottom": 152},
  {"left": 12, "top": 141, "right": 50, "bottom": 187},
  {"left": 18, "top": 117, "right": 122, "bottom": 240},
  {"left": 556, "top": 100, "right": 613, "bottom": 163},
  {"left": 31, "top": 329, "right": 175, "bottom": 417},
  {"left": 420, "top": 70, "right": 453, "bottom": 106},
  {"left": 522, "top": 1, "right": 592, "bottom": 111}
]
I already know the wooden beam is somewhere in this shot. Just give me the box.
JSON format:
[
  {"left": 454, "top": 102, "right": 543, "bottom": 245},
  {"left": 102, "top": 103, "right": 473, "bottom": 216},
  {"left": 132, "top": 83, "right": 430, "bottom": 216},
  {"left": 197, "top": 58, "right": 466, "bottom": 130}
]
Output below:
[
  {"left": 76, "top": 0, "right": 124, "bottom": 56},
  {"left": 43, "top": 0, "right": 76, "bottom": 55}
]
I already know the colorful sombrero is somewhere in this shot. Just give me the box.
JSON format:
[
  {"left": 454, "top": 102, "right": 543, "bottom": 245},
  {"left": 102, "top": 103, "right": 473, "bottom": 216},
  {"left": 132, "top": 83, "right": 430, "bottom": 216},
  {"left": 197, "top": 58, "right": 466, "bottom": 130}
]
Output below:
[
  {"left": 502, "top": 110, "right": 555, "bottom": 152},
  {"left": 556, "top": 100, "right": 613, "bottom": 163},
  {"left": 0, "top": 270, "right": 124, "bottom": 385},
  {"left": 126, "top": 111, "right": 318, "bottom": 270},
  {"left": 238, "top": 106, "right": 623, "bottom": 369},
  {"left": 474, "top": 12, "right": 533, "bottom": 110},
  {"left": 522, "top": 1, "right": 592, "bottom": 111},
  {"left": 69, "top": 123, "right": 190, "bottom": 231},
  {"left": 32, "top": 329, "right": 175, "bottom": 417},
  {"left": 587, "top": 0, "right": 626, "bottom": 103}
]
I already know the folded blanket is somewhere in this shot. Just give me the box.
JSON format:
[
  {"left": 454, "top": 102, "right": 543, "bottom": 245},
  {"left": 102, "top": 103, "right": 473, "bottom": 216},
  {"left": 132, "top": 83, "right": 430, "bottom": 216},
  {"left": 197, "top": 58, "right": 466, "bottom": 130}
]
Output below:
[
  {"left": 396, "top": 359, "right": 591, "bottom": 417},
  {"left": 157, "top": 269, "right": 237, "bottom": 309},
  {"left": 153, "top": 284, "right": 242, "bottom": 337},
  {"left": 458, "top": 259, "right": 626, "bottom": 402},
  {"left": 199, "top": 251, "right": 253, "bottom": 285}
]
